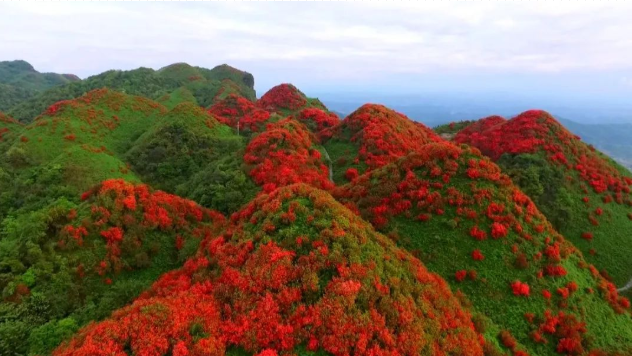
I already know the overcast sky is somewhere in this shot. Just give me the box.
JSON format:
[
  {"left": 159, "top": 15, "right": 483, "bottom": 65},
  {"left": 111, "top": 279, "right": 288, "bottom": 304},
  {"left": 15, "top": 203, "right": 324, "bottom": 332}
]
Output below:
[{"left": 3, "top": 1, "right": 632, "bottom": 103}]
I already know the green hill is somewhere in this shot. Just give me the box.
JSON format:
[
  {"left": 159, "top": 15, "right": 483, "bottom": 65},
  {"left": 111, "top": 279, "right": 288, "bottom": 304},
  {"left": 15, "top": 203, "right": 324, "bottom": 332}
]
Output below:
[
  {"left": 0, "top": 179, "right": 225, "bottom": 355},
  {"left": 8, "top": 63, "right": 255, "bottom": 123},
  {"left": 127, "top": 101, "right": 258, "bottom": 215},
  {"left": 54, "top": 184, "right": 485, "bottom": 356},
  {"left": 334, "top": 142, "right": 632, "bottom": 355},
  {"left": 0, "top": 60, "right": 79, "bottom": 112},
  {"left": 453, "top": 111, "right": 632, "bottom": 287}
]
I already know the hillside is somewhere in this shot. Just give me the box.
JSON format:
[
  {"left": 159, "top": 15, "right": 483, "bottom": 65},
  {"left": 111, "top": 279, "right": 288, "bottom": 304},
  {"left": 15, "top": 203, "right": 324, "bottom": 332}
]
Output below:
[
  {"left": 8, "top": 63, "right": 255, "bottom": 123},
  {"left": 127, "top": 101, "right": 258, "bottom": 215},
  {"left": 257, "top": 83, "right": 327, "bottom": 115},
  {"left": 244, "top": 118, "right": 333, "bottom": 193},
  {"left": 557, "top": 118, "right": 632, "bottom": 170},
  {"left": 453, "top": 110, "right": 632, "bottom": 287},
  {"left": 334, "top": 142, "right": 632, "bottom": 355},
  {"left": 322, "top": 104, "right": 441, "bottom": 183},
  {"left": 54, "top": 184, "right": 485, "bottom": 356},
  {"left": 0, "top": 111, "right": 21, "bottom": 145},
  {"left": 0, "top": 179, "right": 225, "bottom": 355},
  {"left": 0, "top": 60, "right": 79, "bottom": 112},
  {"left": 2, "top": 63, "right": 632, "bottom": 356}
]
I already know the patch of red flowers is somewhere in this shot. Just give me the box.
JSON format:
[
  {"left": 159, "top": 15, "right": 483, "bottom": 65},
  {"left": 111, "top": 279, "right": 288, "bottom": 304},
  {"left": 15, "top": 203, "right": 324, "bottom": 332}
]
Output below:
[
  {"left": 208, "top": 93, "right": 271, "bottom": 134},
  {"left": 244, "top": 119, "right": 333, "bottom": 193},
  {"left": 323, "top": 104, "right": 442, "bottom": 175},
  {"left": 54, "top": 184, "right": 485, "bottom": 356},
  {"left": 257, "top": 83, "right": 310, "bottom": 112}
]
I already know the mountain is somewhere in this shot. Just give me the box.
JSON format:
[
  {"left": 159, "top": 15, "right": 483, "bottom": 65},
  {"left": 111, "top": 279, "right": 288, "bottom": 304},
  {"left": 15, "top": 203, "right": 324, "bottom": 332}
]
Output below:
[
  {"left": 0, "top": 60, "right": 79, "bottom": 112},
  {"left": 334, "top": 141, "right": 632, "bottom": 355},
  {"left": 452, "top": 110, "right": 632, "bottom": 288},
  {"left": 257, "top": 83, "right": 326, "bottom": 116},
  {"left": 7, "top": 63, "right": 255, "bottom": 123},
  {"left": 2, "top": 62, "right": 632, "bottom": 356},
  {"left": 53, "top": 184, "right": 485, "bottom": 356},
  {"left": 322, "top": 104, "right": 441, "bottom": 183},
  {"left": 557, "top": 118, "right": 632, "bottom": 170},
  {"left": 0, "top": 179, "right": 225, "bottom": 355}
]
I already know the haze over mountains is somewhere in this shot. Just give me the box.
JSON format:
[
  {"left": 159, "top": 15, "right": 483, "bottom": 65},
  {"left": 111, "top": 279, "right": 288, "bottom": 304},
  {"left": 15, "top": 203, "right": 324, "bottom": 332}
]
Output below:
[{"left": 1, "top": 59, "right": 632, "bottom": 356}]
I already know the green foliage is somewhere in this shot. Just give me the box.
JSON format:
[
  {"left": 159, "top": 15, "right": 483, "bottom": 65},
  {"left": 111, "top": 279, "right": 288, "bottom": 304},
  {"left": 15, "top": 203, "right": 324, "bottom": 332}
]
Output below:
[
  {"left": 498, "top": 153, "right": 573, "bottom": 231},
  {"left": 8, "top": 63, "right": 255, "bottom": 123},
  {"left": 0, "top": 60, "right": 79, "bottom": 112}
]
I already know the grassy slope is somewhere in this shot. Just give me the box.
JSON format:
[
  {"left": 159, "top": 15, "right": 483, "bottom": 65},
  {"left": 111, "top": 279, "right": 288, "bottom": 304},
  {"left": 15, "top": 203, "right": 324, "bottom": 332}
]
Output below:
[
  {"left": 54, "top": 184, "right": 485, "bottom": 356},
  {"left": 453, "top": 111, "right": 632, "bottom": 287},
  {"left": 335, "top": 143, "right": 632, "bottom": 355}
]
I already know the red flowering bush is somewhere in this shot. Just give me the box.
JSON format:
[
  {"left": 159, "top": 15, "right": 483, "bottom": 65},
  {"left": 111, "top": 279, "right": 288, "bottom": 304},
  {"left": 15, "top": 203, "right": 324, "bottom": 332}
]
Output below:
[
  {"left": 0, "top": 111, "right": 22, "bottom": 142},
  {"left": 323, "top": 104, "right": 442, "bottom": 176},
  {"left": 54, "top": 184, "right": 484, "bottom": 356},
  {"left": 511, "top": 281, "right": 530, "bottom": 297},
  {"left": 257, "top": 84, "right": 310, "bottom": 112},
  {"left": 60, "top": 179, "right": 225, "bottom": 278},
  {"left": 208, "top": 93, "right": 271, "bottom": 134},
  {"left": 244, "top": 119, "right": 333, "bottom": 193},
  {"left": 472, "top": 249, "right": 485, "bottom": 261},
  {"left": 297, "top": 107, "right": 340, "bottom": 133}
]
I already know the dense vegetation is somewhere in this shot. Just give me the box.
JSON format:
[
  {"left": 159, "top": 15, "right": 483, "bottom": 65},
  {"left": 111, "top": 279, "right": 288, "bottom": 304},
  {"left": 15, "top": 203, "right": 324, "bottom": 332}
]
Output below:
[
  {"left": 452, "top": 111, "right": 632, "bottom": 287},
  {"left": 1, "top": 60, "right": 632, "bottom": 356},
  {"left": 54, "top": 184, "right": 484, "bottom": 356},
  {"left": 8, "top": 63, "right": 255, "bottom": 123},
  {"left": 0, "top": 60, "right": 79, "bottom": 112}
]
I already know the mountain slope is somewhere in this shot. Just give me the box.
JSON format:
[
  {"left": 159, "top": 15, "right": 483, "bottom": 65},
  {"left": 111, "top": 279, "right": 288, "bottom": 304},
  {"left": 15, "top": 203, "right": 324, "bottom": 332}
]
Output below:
[
  {"left": 0, "top": 111, "right": 21, "bottom": 144},
  {"left": 0, "top": 179, "right": 225, "bottom": 355},
  {"left": 322, "top": 104, "right": 442, "bottom": 183},
  {"left": 454, "top": 110, "right": 632, "bottom": 287},
  {"left": 244, "top": 118, "right": 333, "bottom": 193},
  {"left": 127, "top": 101, "right": 258, "bottom": 215},
  {"left": 0, "top": 60, "right": 79, "bottom": 112},
  {"left": 0, "top": 60, "right": 78, "bottom": 92},
  {"left": 335, "top": 142, "right": 632, "bottom": 355},
  {"left": 8, "top": 63, "right": 255, "bottom": 123},
  {"left": 54, "top": 184, "right": 484, "bottom": 356}
]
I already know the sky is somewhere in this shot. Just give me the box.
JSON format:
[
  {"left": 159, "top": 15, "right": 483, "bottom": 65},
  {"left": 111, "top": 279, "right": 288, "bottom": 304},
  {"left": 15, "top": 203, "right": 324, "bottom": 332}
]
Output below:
[{"left": 2, "top": 1, "right": 632, "bottom": 121}]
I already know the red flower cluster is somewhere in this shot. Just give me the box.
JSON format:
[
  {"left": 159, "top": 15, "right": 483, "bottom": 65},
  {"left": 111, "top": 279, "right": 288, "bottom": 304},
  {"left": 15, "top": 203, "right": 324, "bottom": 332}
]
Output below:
[
  {"left": 208, "top": 94, "right": 271, "bottom": 133},
  {"left": 324, "top": 104, "right": 442, "bottom": 174},
  {"left": 244, "top": 119, "right": 333, "bottom": 193},
  {"left": 511, "top": 281, "right": 530, "bottom": 296},
  {"left": 472, "top": 249, "right": 485, "bottom": 261},
  {"left": 297, "top": 108, "right": 340, "bottom": 133},
  {"left": 0, "top": 111, "right": 21, "bottom": 142},
  {"left": 60, "top": 179, "right": 225, "bottom": 278},
  {"left": 257, "top": 84, "right": 309, "bottom": 112},
  {"left": 54, "top": 184, "right": 484, "bottom": 356}
]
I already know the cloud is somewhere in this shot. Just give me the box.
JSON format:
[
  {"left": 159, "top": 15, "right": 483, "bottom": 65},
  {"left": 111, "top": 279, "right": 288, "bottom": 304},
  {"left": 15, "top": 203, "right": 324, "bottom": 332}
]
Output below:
[{"left": 1, "top": 1, "right": 632, "bottom": 94}]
